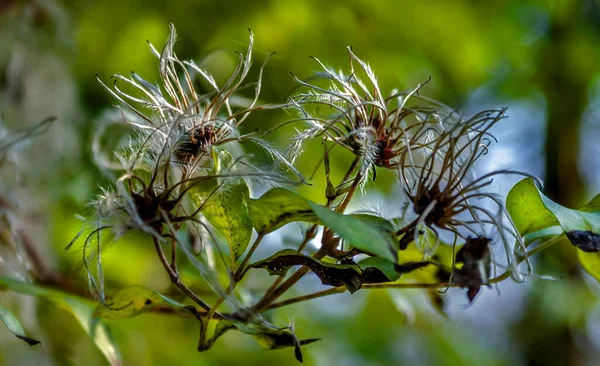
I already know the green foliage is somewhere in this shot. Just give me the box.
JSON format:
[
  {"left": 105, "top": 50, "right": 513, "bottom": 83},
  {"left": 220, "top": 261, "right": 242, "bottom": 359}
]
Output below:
[
  {"left": 307, "top": 202, "right": 398, "bottom": 262},
  {"left": 211, "top": 320, "right": 320, "bottom": 363},
  {"left": 539, "top": 192, "right": 600, "bottom": 238},
  {"left": 578, "top": 251, "right": 600, "bottom": 283},
  {"left": 4, "top": 4, "right": 600, "bottom": 363},
  {"left": 581, "top": 194, "right": 600, "bottom": 212},
  {"left": 189, "top": 149, "right": 254, "bottom": 263},
  {"left": 0, "top": 277, "right": 120, "bottom": 365},
  {"left": 358, "top": 257, "right": 401, "bottom": 283},
  {"left": 573, "top": 195, "right": 600, "bottom": 283},
  {"left": 507, "top": 178, "right": 600, "bottom": 249},
  {"left": 507, "top": 178, "right": 600, "bottom": 284},
  {"left": 93, "top": 285, "right": 194, "bottom": 320},
  {"left": 247, "top": 188, "right": 319, "bottom": 234},
  {"left": 506, "top": 178, "right": 559, "bottom": 237},
  {"left": 0, "top": 304, "right": 40, "bottom": 346},
  {"left": 191, "top": 180, "right": 253, "bottom": 262}
]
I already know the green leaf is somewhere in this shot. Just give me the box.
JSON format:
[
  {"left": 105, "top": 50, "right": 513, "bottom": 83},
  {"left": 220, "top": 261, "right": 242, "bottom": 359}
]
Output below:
[
  {"left": 358, "top": 257, "right": 400, "bottom": 283},
  {"left": 0, "top": 304, "right": 40, "bottom": 346},
  {"left": 507, "top": 178, "right": 600, "bottom": 252},
  {"left": 539, "top": 194, "right": 600, "bottom": 235},
  {"left": 190, "top": 180, "right": 253, "bottom": 262},
  {"left": 190, "top": 148, "right": 253, "bottom": 262},
  {"left": 0, "top": 277, "right": 120, "bottom": 365},
  {"left": 307, "top": 202, "right": 398, "bottom": 262},
  {"left": 580, "top": 193, "right": 600, "bottom": 212},
  {"left": 506, "top": 178, "right": 559, "bottom": 237},
  {"left": 578, "top": 251, "right": 600, "bottom": 283},
  {"left": 250, "top": 249, "right": 362, "bottom": 293},
  {"left": 522, "top": 226, "right": 564, "bottom": 245},
  {"left": 247, "top": 188, "right": 319, "bottom": 233},
  {"left": 575, "top": 194, "right": 600, "bottom": 282},
  {"left": 214, "top": 320, "right": 320, "bottom": 362},
  {"left": 93, "top": 285, "right": 193, "bottom": 320},
  {"left": 352, "top": 213, "right": 397, "bottom": 235}
]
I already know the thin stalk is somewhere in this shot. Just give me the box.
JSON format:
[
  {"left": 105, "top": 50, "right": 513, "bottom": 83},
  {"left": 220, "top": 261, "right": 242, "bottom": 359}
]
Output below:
[
  {"left": 266, "top": 282, "right": 460, "bottom": 311},
  {"left": 205, "top": 233, "right": 268, "bottom": 330},
  {"left": 266, "top": 287, "right": 344, "bottom": 310},
  {"left": 489, "top": 233, "right": 566, "bottom": 284},
  {"left": 251, "top": 167, "right": 363, "bottom": 313},
  {"left": 234, "top": 232, "right": 266, "bottom": 282},
  {"left": 152, "top": 236, "right": 213, "bottom": 313},
  {"left": 262, "top": 234, "right": 568, "bottom": 313},
  {"left": 261, "top": 225, "right": 319, "bottom": 299}
]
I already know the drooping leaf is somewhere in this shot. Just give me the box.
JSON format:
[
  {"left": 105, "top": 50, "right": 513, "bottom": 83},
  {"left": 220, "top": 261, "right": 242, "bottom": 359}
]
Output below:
[
  {"left": 522, "top": 225, "right": 564, "bottom": 245},
  {"left": 538, "top": 194, "right": 600, "bottom": 248},
  {"left": 213, "top": 320, "right": 320, "bottom": 362},
  {"left": 0, "top": 277, "right": 120, "bottom": 365},
  {"left": 580, "top": 193, "right": 600, "bottom": 212},
  {"left": 93, "top": 285, "right": 194, "bottom": 320},
  {"left": 308, "top": 202, "right": 398, "bottom": 262},
  {"left": 578, "top": 251, "right": 600, "bottom": 283},
  {"left": 575, "top": 194, "right": 600, "bottom": 282},
  {"left": 247, "top": 188, "right": 319, "bottom": 234},
  {"left": 507, "top": 178, "right": 600, "bottom": 252},
  {"left": 359, "top": 257, "right": 400, "bottom": 283},
  {"left": 197, "top": 318, "right": 235, "bottom": 352},
  {"left": 250, "top": 249, "right": 362, "bottom": 293},
  {"left": 190, "top": 179, "right": 253, "bottom": 261},
  {"left": 0, "top": 304, "right": 40, "bottom": 346},
  {"left": 506, "top": 178, "right": 559, "bottom": 237}
]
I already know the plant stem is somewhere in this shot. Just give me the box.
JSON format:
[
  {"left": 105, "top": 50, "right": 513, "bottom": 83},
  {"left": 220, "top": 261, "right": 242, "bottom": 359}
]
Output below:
[
  {"left": 233, "top": 232, "right": 265, "bottom": 282},
  {"left": 489, "top": 233, "right": 566, "bottom": 284},
  {"left": 297, "top": 224, "right": 318, "bottom": 252},
  {"left": 266, "top": 282, "right": 460, "bottom": 310},
  {"left": 334, "top": 171, "right": 362, "bottom": 213},
  {"left": 152, "top": 236, "right": 213, "bottom": 313},
  {"left": 266, "top": 287, "right": 344, "bottom": 310},
  {"left": 251, "top": 166, "right": 363, "bottom": 313},
  {"left": 258, "top": 225, "right": 319, "bottom": 300},
  {"left": 199, "top": 233, "right": 268, "bottom": 331},
  {"left": 170, "top": 236, "right": 177, "bottom": 270},
  {"left": 155, "top": 234, "right": 568, "bottom": 315},
  {"left": 339, "top": 157, "right": 360, "bottom": 186},
  {"left": 260, "top": 234, "right": 569, "bottom": 312}
]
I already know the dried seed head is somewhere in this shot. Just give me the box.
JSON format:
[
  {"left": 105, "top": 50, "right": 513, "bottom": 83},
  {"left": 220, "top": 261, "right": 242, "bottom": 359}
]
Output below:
[
  {"left": 287, "top": 47, "right": 459, "bottom": 177},
  {"left": 96, "top": 24, "right": 263, "bottom": 176},
  {"left": 397, "top": 108, "right": 533, "bottom": 281},
  {"left": 174, "top": 124, "right": 217, "bottom": 163}
]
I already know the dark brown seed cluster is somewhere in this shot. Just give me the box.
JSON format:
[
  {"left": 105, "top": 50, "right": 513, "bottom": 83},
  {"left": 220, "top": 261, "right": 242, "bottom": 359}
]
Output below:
[{"left": 174, "top": 125, "right": 217, "bottom": 163}]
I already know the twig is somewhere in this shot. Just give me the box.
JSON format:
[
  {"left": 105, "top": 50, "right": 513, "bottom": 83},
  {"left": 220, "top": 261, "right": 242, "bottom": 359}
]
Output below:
[
  {"left": 234, "top": 232, "right": 265, "bottom": 282},
  {"left": 152, "top": 236, "right": 213, "bottom": 313},
  {"left": 266, "top": 282, "right": 461, "bottom": 311},
  {"left": 250, "top": 167, "right": 363, "bottom": 314}
]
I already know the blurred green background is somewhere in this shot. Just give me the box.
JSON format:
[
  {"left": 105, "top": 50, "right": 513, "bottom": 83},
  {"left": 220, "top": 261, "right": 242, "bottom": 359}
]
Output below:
[{"left": 1, "top": 0, "right": 600, "bottom": 365}]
